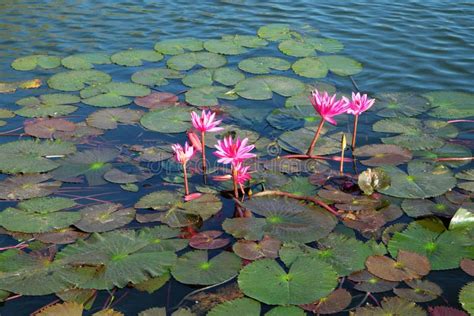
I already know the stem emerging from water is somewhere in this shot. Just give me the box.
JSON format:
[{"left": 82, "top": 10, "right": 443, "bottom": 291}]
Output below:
[
  {"left": 232, "top": 165, "right": 238, "bottom": 198},
  {"left": 351, "top": 114, "right": 359, "bottom": 150},
  {"left": 183, "top": 162, "right": 189, "bottom": 196},
  {"left": 201, "top": 130, "right": 207, "bottom": 174},
  {"left": 306, "top": 119, "right": 325, "bottom": 156}
]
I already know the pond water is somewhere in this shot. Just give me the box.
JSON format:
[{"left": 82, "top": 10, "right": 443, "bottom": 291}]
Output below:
[{"left": 0, "top": 1, "right": 473, "bottom": 315}]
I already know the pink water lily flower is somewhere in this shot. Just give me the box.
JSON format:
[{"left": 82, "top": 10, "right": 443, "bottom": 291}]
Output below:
[
  {"left": 310, "top": 89, "right": 349, "bottom": 125},
  {"left": 172, "top": 142, "right": 194, "bottom": 164},
  {"left": 214, "top": 136, "right": 256, "bottom": 165},
  {"left": 346, "top": 92, "right": 375, "bottom": 115},
  {"left": 191, "top": 110, "right": 224, "bottom": 133},
  {"left": 233, "top": 162, "right": 252, "bottom": 184}
]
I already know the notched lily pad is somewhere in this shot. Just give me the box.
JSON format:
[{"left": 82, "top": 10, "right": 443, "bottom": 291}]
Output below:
[
  {"left": 154, "top": 37, "right": 203, "bottom": 55},
  {"left": 0, "top": 174, "right": 61, "bottom": 200},
  {"left": 12, "top": 54, "right": 61, "bottom": 71},
  {"left": 354, "top": 144, "right": 413, "bottom": 166},
  {"left": 80, "top": 82, "right": 151, "bottom": 108},
  {"left": 86, "top": 108, "right": 143, "bottom": 130},
  {"left": 233, "top": 75, "right": 305, "bottom": 100},
  {"left": 238, "top": 57, "right": 291, "bottom": 74},
  {"left": 15, "top": 93, "right": 79, "bottom": 118},
  {"left": 75, "top": 203, "right": 136, "bottom": 232},
  {"left": 167, "top": 52, "right": 226, "bottom": 71},
  {"left": 140, "top": 106, "right": 191, "bottom": 133},
  {"left": 62, "top": 53, "right": 111, "bottom": 70},
  {"left": 111, "top": 49, "right": 163, "bottom": 67},
  {"left": 353, "top": 296, "right": 427, "bottom": 316},
  {"left": 131, "top": 68, "right": 183, "bottom": 87},
  {"left": 48, "top": 70, "right": 111, "bottom": 92}
]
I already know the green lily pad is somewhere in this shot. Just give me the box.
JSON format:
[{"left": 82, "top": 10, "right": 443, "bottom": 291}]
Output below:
[
  {"left": 0, "top": 139, "right": 76, "bottom": 174},
  {"left": 15, "top": 93, "right": 79, "bottom": 118},
  {"left": 12, "top": 55, "right": 61, "bottom": 71},
  {"left": 278, "top": 39, "right": 317, "bottom": 57},
  {"left": 266, "top": 106, "right": 316, "bottom": 131},
  {"left": 208, "top": 298, "right": 260, "bottom": 316},
  {"left": 401, "top": 196, "right": 459, "bottom": 218},
  {"left": 292, "top": 57, "right": 328, "bottom": 78},
  {"left": 222, "top": 217, "right": 266, "bottom": 241},
  {"left": 51, "top": 148, "right": 119, "bottom": 186},
  {"left": 75, "top": 203, "right": 136, "bottom": 232},
  {"left": 449, "top": 203, "right": 474, "bottom": 231},
  {"left": 131, "top": 68, "right": 183, "bottom": 86},
  {"left": 171, "top": 250, "right": 241, "bottom": 285},
  {"left": 167, "top": 52, "right": 226, "bottom": 71},
  {"left": 354, "top": 144, "right": 413, "bottom": 166},
  {"left": 353, "top": 296, "right": 427, "bottom": 316},
  {"left": 204, "top": 39, "right": 247, "bottom": 55},
  {"left": 280, "top": 176, "right": 318, "bottom": 196},
  {"left": 238, "top": 57, "right": 291, "bottom": 74},
  {"left": 284, "top": 82, "right": 336, "bottom": 108},
  {"left": 238, "top": 257, "right": 338, "bottom": 305},
  {"left": 379, "top": 161, "right": 456, "bottom": 199},
  {"left": 266, "top": 306, "right": 305, "bottom": 316},
  {"left": 394, "top": 279, "right": 442, "bottom": 302},
  {"left": 140, "top": 106, "right": 191, "bottom": 133},
  {"left": 137, "top": 226, "right": 188, "bottom": 252},
  {"left": 388, "top": 221, "right": 474, "bottom": 270},
  {"left": 134, "top": 272, "right": 170, "bottom": 294},
  {"left": 278, "top": 128, "right": 341, "bottom": 155},
  {"left": 233, "top": 75, "right": 305, "bottom": 100},
  {"left": 182, "top": 68, "right": 245, "bottom": 87},
  {"left": 111, "top": 49, "right": 163, "bottom": 67},
  {"left": 306, "top": 37, "right": 344, "bottom": 53},
  {"left": 80, "top": 82, "right": 150, "bottom": 107},
  {"left": 375, "top": 92, "right": 431, "bottom": 118},
  {"left": 418, "top": 143, "right": 472, "bottom": 168},
  {"left": 61, "top": 53, "right": 111, "bottom": 70},
  {"left": 86, "top": 108, "right": 143, "bottom": 130},
  {"left": 48, "top": 70, "right": 112, "bottom": 91},
  {"left": 423, "top": 91, "right": 474, "bottom": 119},
  {"left": 57, "top": 230, "right": 177, "bottom": 290},
  {"left": 185, "top": 85, "right": 238, "bottom": 106},
  {"left": 349, "top": 270, "right": 399, "bottom": 293},
  {"left": 0, "top": 174, "right": 61, "bottom": 200},
  {"left": 459, "top": 282, "right": 474, "bottom": 315},
  {"left": 257, "top": 24, "right": 292, "bottom": 41},
  {"left": 104, "top": 166, "right": 152, "bottom": 184},
  {"left": 239, "top": 197, "right": 337, "bottom": 243},
  {"left": 17, "top": 196, "right": 76, "bottom": 214},
  {"left": 154, "top": 37, "right": 203, "bottom": 55},
  {"left": 221, "top": 34, "right": 268, "bottom": 48},
  {"left": 319, "top": 55, "right": 363, "bottom": 76}
]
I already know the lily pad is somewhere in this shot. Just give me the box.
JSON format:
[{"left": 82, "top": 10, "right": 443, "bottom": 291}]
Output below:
[
  {"left": 185, "top": 85, "right": 238, "bottom": 106},
  {"left": 134, "top": 92, "right": 179, "bottom": 108},
  {"left": 319, "top": 55, "right": 363, "bottom": 76},
  {"left": 208, "top": 298, "right": 260, "bottom": 316},
  {"left": 379, "top": 161, "right": 456, "bottom": 199},
  {"left": 257, "top": 24, "right": 292, "bottom": 41},
  {"left": 238, "top": 57, "right": 291, "bottom": 74},
  {"left": 232, "top": 236, "right": 281, "bottom": 260},
  {"left": 238, "top": 257, "right": 338, "bottom": 305},
  {"left": 459, "top": 282, "right": 474, "bottom": 315},
  {"left": 204, "top": 39, "right": 247, "bottom": 55},
  {"left": 12, "top": 55, "right": 61, "bottom": 71},
  {"left": 278, "top": 128, "right": 342, "bottom": 155},
  {"left": 15, "top": 93, "right": 79, "bottom": 118},
  {"left": 233, "top": 75, "right": 305, "bottom": 100},
  {"left": 80, "top": 82, "right": 151, "bottom": 107},
  {"left": 189, "top": 230, "right": 230, "bottom": 250},
  {"left": 300, "top": 288, "right": 352, "bottom": 314},
  {"left": 171, "top": 250, "right": 241, "bottom": 285},
  {"left": 278, "top": 39, "right": 317, "bottom": 57},
  {"left": 137, "top": 226, "right": 188, "bottom": 252},
  {"left": 74, "top": 203, "right": 136, "bottom": 232},
  {"left": 266, "top": 306, "right": 305, "bottom": 316},
  {"left": 306, "top": 37, "right": 344, "bottom": 53},
  {"left": 375, "top": 92, "right": 431, "bottom": 118},
  {"left": 182, "top": 68, "right": 244, "bottom": 87},
  {"left": 349, "top": 270, "right": 399, "bottom": 293},
  {"left": 0, "top": 174, "right": 61, "bottom": 200},
  {"left": 131, "top": 68, "right": 183, "bottom": 87},
  {"left": 130, "top": 145, "right": 173, "bottom": 162},
  {"left": 449, "top": 203, "right": 474, "bottom": 231},
  {"left": 354, "top": 144, "right": 412, "bottom": 166},
  {"left": 292, "top": 57, "right": 328, "bottom": 78},
  {"left": 423, "top": 91, "right": 474, "bottom": 119},
  {"left": 17, "top": 196, "right": 76, "bottom": 214},
  {"left": 0, "top": 139, "right": 76, "bottom": 173},
  {"left": 62, "top": 53, "right": 111, "bottom": 70},
  {"left": 401, "top": 196, "right": 459, "bottom": 218},
  {"left": 394, "top": 279, "right": 442, "bottom": 302},
  {"left": 111, "top": 49, "right": 163, "bottom": 67},
  {"left": 221, "top": 34, "right": 268, "bottom": 48},
  {"left": 140, "top": 106, "right": 191, "bottom": 133},
  {"left": 104, "top": 166, "right": 153, "bottom": 184},
  {"left": 35, "top": 301, "right": 84, "bottom": 316},
  {"left": 24, "top": 118, "right": 76, "bottom": 138},
  {"left": 353, "top": 296, "right": 427, "bottom": 316},
  {"left": 366, "top": 250, "right": 430, "bottom": 282},
  {"left": 86, "top": 108, "right": 143, "bottom": 130},
  {"left": 167, "top": 52, "right": 226, "bottom": 71},
  {"left": 154, "top": 37, "right": 203, "bottom": 55},
  {"left": 48, "top": 70, "right": 112, "bottom": 91}
]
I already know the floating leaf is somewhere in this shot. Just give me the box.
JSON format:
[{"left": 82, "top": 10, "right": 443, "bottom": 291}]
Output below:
[
  {"left": 34, "top": 227, "right": 88, "bottom": 245},
  {"left": 428, "top": 306, "right": 469, "bottom": 316},
  {"left": 401, "top": 196, "right": 459, "bottom": 218},
  {"left": 222, "top": 217, "right": 266, "bottom": 241},
  {"left": 394, "top": 279, "right": 442, "bottom": 302},
  {"left": 189, "top": 230, "right": 230, "bottom": 250},
  {"left": 131, "top": 68, "right": 183, "bottom": 87},
  {"left": 461, "top": 259, "right": 474, "bottom": 276},
  {"left": 12, "top": 55, "right": 61, "bottom": 71},
  {"left": 81, "top": 82, "right": 150, "bottom": 107},
  {"left": 182, "top": 68, "right": 244, "bottom": 88},
  {"left": 278, "top": 128, "right": 342, "bottom": 155},
  {"left": 319, "top": 55, "right": 362, "bottom": 76},
  {"left": 171, "top": 250, "right": 241, "bottom": 285},
  {"left": 203, "top": 39, "right": 247, "bottom": 55},
  {"left": 54, "top": 122, "right": 104, "bottom": 144},
  {"left": 266, "top": 306, "right": 305, "bottom": 316},
  {"left": 358, "top": 167, "right": 391, "bottom": 195},
  {"left": 459, "top": 282, "right": 474, "bottom": 315},
  {"left": 278, "top": 39, "right": 316, "bottom": 57},
  {"left": 35, "top": 301, "right": 83, "bottom": 316},
  {"left": 306, "top": 37, "right": 344, "bottom": 53},
  {"left": 375, "top": 92, "right": 431, "bottom": 117},
  {"left": 62, "top": 53, "right": 111, "bottom": 70},
  {"left": 75, "top": 203, "right": 135, "bottom": 232},
  {"left": 221, "top": 34, "right": 268, "bottom": 48},
  {"left": 87, "top": 108, "right": 143, "bottom": 130},
  {"left": 208, "top": 298, "right": 260, "bottom": 316},
  {"left": 238, "top": 57, "right": 291, "bottom": 74},
  {"left": 379, "top": 161, "right": 456, "bottom": 199},
  {"left": 232, "top": 236, "right": 281, "bottom": 260},
  {"left": 292, "top": 57, "right": 328, "bottom": 78},
  {"left": 140, "top": 106, "right": 191, "bottom": 133},
  {"left": 15, "top": 93, "right": 79, "bottom": 118},
  {"left": 233, "top": 75, "right": 305, "bottom": 100},
  {"left": 354, "top": 144, "right": 412, "bottom": 166},
  {"left": 300, "top": 288, "right": 352, "bottom": 314},
  {"left": 349, "top": 270, "right": 399, "bottom": 293},
  {"left": 238, "top": 257, "right": 338, "bottom": 305},
  {"left": 257, "top": 24, "right": 292, "bottom": 41},
  {"left": 185, "top": 85, "right": 237, "bottom": 106},
  {"left": 449, "top": 203, "right": 474, "bottom": 231},
  {"left": 111, "top": 49, "right": 163, "bottom": 67},
  {"left": 353, "top": 296, "right": 427, "bottom": 316},
  {"left": 167, "top": 52, "right": 226, "bottom": 71},
  {"left": 366, "top": 250, "right": 430, "bottom": 282},
  {"left": 134, "top": 272, "right": 170, "bottom": 294},
  {"left": 48, "top": 70, "right": 111, "bottom": 92},
  {"left": 424, "top": 91, "right": 474, "bottom": 119},
  {"left": 138, "top": 226, "right": 188, "bottom": 252},
  {"left": 130, "top": 145, "right": 173, "bottom": 162},
  {"left": 0, "top": 174, "right": 61, "bottom": 200},
  {"left": 0, "top": 139, "right": 76, "bottom": 173},
  {"left": 24, "top": 118, "right": 76, "bottom": 138},
  {"left": 104, "top": 166, "right": 152, "bottom": 184},
  {"left": 154, "top": 37, "right": 203, "bottom": 55},
  {"left": 0, "top": 78, "right": 41, "bottom": 93}
]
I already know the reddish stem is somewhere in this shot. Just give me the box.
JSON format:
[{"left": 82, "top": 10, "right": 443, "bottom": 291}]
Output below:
[
  {"left": 183, "top": 162, "right": 189, "bottom": 196},
  {"left": 306, "top": 119, "right": 325, "bottom": 156},
  {"left": 434, "top": 157, "right": 473, "bottom": 161},
  {"left": 201, "top": 130, "right": 207, "bottom": 174},
  {"left": 351, "top": 114, "right": 359, "bottom": 149},
  {"left": 281, "top": 154, "right": 354, "bottom": 162},
  {"left": 252, "top": 190, "right": 339, "bottom": 217},
  {"left": 232, "top": 166, "right": 239, "bottom": 198}
]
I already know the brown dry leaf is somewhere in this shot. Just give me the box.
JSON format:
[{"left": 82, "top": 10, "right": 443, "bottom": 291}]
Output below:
[
  {"left": 300, "top": 288, "right": 352, "bottom": 314},
  {"left": 366, "top": 250, "right": 430, "bottom": 282},
  {"left": 134, "top": 92, "right": 179, "bottom": 108},
  {"left": 24, "top": 118, "right": 76, "bottom": 138},
  {"left": 460, "top": 258, "right": 474, "bottom": 276},
  {"left": 35, "top": 301, "right": 83, "bottom": 316}
]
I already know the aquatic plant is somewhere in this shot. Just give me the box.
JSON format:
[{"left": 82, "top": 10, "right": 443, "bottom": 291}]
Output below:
[
  {"left": 346, "top": 92, "right": 376, "bottom": 149},
  {"left": 171, "top": 142, "right": 195, "bottom": 196}
]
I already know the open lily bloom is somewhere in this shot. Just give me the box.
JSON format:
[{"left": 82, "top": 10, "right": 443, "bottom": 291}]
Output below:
[
  {"left": 346, "top": 92, "right": 375, "bottom": 116},
  {"left": 172, "top": 142, "right": 194, "bottom": 164},
  {"left": 214, "top": 136, "right": 256, "bottom": 165},
  {"left": 191, "top": 110, "right": 224, "bottom": 133},
  {"left": 310, "top": 89, "right": 350, "bottom": 125}
]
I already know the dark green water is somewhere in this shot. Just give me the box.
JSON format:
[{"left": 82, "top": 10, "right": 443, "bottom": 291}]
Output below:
[{"left": 0, "top": 1, "right": 473, "bottom": 315}]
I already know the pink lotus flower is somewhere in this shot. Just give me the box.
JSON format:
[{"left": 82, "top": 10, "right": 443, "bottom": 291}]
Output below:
[
  {"left": 187, "top": 130, "right": 202, "bottom": 152},
  {"left": 214, "top": 136, "right": 256, "bottom": 165},
  {"left": 213, "top": 162, "right": 252, "bottom": 185},
  {"left": 346, "top": 92, "right": 375, "bottom": 116},
  {"left": 310, "top": 89, "right": 349, "bottom": 125},
  {"left": 191, "top": 110, "right": 224, "bottom": 133},
  {"left": 172, "top": 142, "right": 194, "bottom": 164}
]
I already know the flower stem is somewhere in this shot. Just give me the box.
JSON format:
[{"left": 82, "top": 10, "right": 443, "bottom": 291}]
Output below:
[
  {"left": 351, "top": 114, "right": 359, "bottom": 150},
  {"left": 201, "top": 130, "right": 207, "bottom": 174},
  {"left": 306, "top": 119, "right": 325, "bottom": 156},
  {"left": 183, "top": 162, "right": 189, "bottom": 196},
  {"left": 232, "top": 165, "right": 239, "bottom": 198}
]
